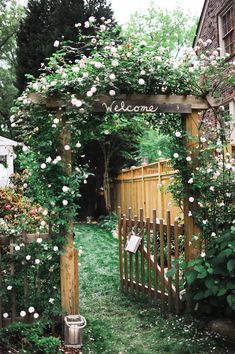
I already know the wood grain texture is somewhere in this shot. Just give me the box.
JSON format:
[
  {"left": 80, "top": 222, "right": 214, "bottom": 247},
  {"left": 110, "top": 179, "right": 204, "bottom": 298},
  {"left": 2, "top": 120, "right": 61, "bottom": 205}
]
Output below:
[
  {"left": 159, "top": 219, "right": 165, "bottom": 311},
  {"left": 153, "top": 210, "right": 158, "bottom": 304},
  {"left": 59, "top": 110, "right": 79, "bottom": 315},
  {"left": 134, "top": 216, "right": 139, "bottom": 299},
  {"left": 174, "top": 221, "right": 180, "bottom": 314},
  {"left": 128, "top": 208, "right": 134, "bottom": 297},
  {"left": 166, "top": 211, "right": 172, "bottom": 312},
  {"left": 114, "top": 160, "right": 181, "bottom": 223},
  {"left": 28, "top": 93, "right": 212, "bottom": 110},
  {"left": 123, "top": 215, "right": 128, "bottom": 293},
  {"left": 146, "top": 218, "right": 152, "bottom": 301},
  {"left": 140, "top": 209, "right": 145, "bottom": 298},
  {"left": 118, "top": 208, "right": 123, "bottom": 291}
]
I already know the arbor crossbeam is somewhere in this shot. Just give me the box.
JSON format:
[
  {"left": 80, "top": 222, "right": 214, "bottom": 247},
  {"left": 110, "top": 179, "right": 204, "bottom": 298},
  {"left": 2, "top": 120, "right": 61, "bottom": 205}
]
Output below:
[{"left": 28, "top": 93, "right": 213, "bottom": 112}]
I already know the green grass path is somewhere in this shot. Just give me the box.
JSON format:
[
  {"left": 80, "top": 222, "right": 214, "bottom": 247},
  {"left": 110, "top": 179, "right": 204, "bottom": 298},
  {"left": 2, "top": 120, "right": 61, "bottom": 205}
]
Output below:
[{"left": 74, "top": 224, "right": 232, "bottom": 354}]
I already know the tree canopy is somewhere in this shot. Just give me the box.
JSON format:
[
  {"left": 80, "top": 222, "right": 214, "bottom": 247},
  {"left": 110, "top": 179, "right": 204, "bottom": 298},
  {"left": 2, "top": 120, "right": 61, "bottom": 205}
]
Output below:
[
  {"left": 124, "top": 4, "right": 197, "bottom": 59},
  {"left": 15, "top": 0, "right": 115, "bottom": 92},
  {"left": 0, "top": 0, "right": 24, "bottom": 134}
]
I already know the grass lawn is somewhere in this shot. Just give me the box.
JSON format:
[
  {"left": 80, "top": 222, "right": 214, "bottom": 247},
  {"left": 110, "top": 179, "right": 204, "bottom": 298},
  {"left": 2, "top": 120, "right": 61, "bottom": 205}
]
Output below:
[{"left": 74, "top": 224, "right": 233, "bottom": 354}]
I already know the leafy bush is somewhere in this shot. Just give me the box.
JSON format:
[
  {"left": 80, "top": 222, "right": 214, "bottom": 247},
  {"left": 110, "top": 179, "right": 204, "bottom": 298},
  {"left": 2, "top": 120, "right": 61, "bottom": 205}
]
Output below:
[
  {"left": 0, "top": 172, "right": 48, "bottom": 234},
  {"left": 0, "top": 322, "right": 61, "bottom": 354},
  {"left": 138, "top": 128, "right": 172, "bottom": 163},
  {"left": 185, "top": 226, "right": 235, "bottom": 315},
  {"left": 98, "top": 212, "right": 118, "bottom": 233}
]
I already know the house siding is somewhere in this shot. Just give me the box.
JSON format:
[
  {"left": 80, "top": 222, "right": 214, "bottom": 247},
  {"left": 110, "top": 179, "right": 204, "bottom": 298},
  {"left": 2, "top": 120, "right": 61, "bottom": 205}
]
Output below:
[{"left": 195, "top": 0, "right": 235, "bottom": 105}]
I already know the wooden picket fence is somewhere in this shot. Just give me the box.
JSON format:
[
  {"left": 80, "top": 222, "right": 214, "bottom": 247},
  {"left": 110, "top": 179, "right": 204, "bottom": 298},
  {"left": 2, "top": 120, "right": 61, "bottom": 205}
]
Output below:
[
  {"left": 113, "top": 159, "right": 182, "bottom": 223},
  {"left": 118, "top": 208, "right": 184, "bottom": 313}
]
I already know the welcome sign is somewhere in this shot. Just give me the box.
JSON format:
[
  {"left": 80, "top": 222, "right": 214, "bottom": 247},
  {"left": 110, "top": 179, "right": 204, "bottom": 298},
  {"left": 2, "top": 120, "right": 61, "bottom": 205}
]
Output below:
[{"left": 93, "top": 99, "right": 192, "bottom": 114}]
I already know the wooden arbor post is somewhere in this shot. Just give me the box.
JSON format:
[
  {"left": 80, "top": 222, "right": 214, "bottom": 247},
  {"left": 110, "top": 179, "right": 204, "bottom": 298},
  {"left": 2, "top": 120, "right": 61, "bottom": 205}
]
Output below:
[
  {"left": 59, "top": 109, "right": 79, "bottom": 315},
  {"left": 183, "top": 110, "right": 202, "bottom": 262}
]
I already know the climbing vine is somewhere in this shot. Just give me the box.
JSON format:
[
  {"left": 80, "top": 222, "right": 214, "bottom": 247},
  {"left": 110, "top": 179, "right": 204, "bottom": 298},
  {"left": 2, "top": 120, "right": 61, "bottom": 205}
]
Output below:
[{"left": 10, "top": 18, "right": 235, "bottom": 241}]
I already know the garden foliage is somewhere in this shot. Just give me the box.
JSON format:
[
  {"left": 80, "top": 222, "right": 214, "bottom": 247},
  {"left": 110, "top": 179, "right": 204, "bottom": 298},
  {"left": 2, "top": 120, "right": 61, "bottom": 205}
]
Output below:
[
  {"left": 0, "top": 0, "right": 24, "bottom": 134},
  {"left": 0, "top": 173, "right": 62, "bottom": 325},
  {"left": 10, "top": 14, "right": 235, "bottom": 317},
  {"left": 0, "top": 321, "right": 61, "bottom": 354},
  {"left": 15, "top": 0, "right": 115, "bottom": 92}
]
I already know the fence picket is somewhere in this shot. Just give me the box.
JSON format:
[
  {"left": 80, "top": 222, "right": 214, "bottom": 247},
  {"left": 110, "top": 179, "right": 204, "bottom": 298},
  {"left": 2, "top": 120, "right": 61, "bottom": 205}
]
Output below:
[
  {"left": 152, "top": 210, "right": 158, "bottom": 304},
  {"left": 167, "top": 210, "right": 172, "bottom": 312},
  {"left": 159, "top": 219, "right": 165, "bottom": 311},
  {"left": 123, "top": 215, "right": 128, "bottom": 293},
  {"left": 134, "top": 216, "right": 139, "bottom": 299},
  {"left": 174, "top": 220, "right": 180, "bottom": 314},
  {"left": 128, "top": 208, "right": 134, "bottom": 297},
  {"left": 140, "top": 209, "right": 145, "bottom": 298},
  {"left": 118, "top": 207, "right": 123, "bottom": 291},
  {"left": 146, "top": 218, "right": 151, "bottom": 301}
]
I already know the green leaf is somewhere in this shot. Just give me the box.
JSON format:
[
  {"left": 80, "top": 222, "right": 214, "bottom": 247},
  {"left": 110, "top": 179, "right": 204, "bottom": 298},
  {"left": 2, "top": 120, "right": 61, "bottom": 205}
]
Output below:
[
  {"left": 227, "top": 259, "right": 235, "bottom": 273},
  {"left": 227, "top": 294, "right": 235, "bottom": 310},
  {"left": 193, "top": 292, "right": 205, "bottom": 300},
  {"left": 204, "top": 289, "right": 212, "bottom": 298},
  {"left": 207, "top": 267, "right": 213, "bottom": 274},
  {"left": 166, "top": 268, "right": 176, "bottom": 277},
  {"left": 217, "top": 288, "right": 227, "bottom": 296},
  {"left": 185, "top": 271, "right": 197, "bottom": 285},
  {"left": 227, "top": 282, "right": 235, "bottom": 290},
  {"left": 218, "top": 249, "right": 233, "bottom": 259},
  {"left": 205, "top": 278, "right": 218, "bottom": 295},
  {"left": 194, "top": 265, "right": 205, "bottom": 273},
  {"left": 228, "top": 241, "right": 235, "bottom": 250},
  {"left": 205, "top": 278, "right": 214, "bottom": 290},
  {"left": 197, "top": 270, "right": 207, "bottom": 279}
]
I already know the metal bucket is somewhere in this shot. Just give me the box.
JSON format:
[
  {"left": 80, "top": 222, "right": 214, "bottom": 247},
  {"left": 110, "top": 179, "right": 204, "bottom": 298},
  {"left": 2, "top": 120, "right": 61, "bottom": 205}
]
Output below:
[{"left": 64, "top": 315, "right": 87, "bottom": 348}]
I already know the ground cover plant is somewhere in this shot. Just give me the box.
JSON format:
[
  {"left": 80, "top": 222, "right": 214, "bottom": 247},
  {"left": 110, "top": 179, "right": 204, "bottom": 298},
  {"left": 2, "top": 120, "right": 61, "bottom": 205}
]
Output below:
[
  {"left": 75, "top": 224, "right": 234, "bottom": 354},
  {"left": 0, "top": 321, "right": 61, "bottom": 354}
]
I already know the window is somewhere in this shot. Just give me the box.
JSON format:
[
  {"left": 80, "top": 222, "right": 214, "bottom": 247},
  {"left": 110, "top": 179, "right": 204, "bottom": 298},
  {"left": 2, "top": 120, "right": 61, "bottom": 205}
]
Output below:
[{"left": 219, "top": 5, "right": 235, "bottom": 55}]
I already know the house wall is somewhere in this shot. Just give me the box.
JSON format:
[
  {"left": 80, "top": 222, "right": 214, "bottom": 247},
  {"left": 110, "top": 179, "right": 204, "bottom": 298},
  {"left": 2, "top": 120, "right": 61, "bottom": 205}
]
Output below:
[{"left": 194, "top": 0, "right": 235, "bottom": 145}]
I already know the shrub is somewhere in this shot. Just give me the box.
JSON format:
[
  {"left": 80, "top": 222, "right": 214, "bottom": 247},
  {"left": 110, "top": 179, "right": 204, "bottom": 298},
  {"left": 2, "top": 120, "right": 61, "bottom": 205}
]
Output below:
[
  {"left": 0, "top": 172, "right": 48, "bottom": 234},
  {"left": 185, "top": 226, "right": 235, "bottom": 315},
  {"left": 0, "top": 322, "right": 61, "bottom": 354},
  {"left": 98, "top": 212, "right": 118, "bottom": 233}
]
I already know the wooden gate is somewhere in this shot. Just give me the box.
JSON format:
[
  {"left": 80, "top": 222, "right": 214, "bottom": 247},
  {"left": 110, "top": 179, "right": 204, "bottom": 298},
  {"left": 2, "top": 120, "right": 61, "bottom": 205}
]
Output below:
[{"left": 118, "top": 207, "right": 184, "bottom": 313}]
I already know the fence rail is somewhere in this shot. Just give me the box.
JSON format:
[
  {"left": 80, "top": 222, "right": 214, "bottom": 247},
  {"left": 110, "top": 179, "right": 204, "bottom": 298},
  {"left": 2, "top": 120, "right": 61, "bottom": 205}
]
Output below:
[
  {"left": 119, "top": 208, "right": 184, "bottom": 313},
  {"left": 113, "top": 159, "right": 182, "bottom": 223}
]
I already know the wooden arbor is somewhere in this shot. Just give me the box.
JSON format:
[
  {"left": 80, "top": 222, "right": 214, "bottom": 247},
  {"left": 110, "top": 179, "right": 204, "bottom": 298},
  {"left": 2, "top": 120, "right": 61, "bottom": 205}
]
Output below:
[{"left": 29, "top": 93, "right": 215, "bottom": 315}]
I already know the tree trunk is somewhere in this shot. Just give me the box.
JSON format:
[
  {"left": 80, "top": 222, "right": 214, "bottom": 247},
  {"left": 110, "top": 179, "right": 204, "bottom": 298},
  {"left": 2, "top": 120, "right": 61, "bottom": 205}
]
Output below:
[{"left": 103, "top": 162, "right": 111, "bottom": 215}]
